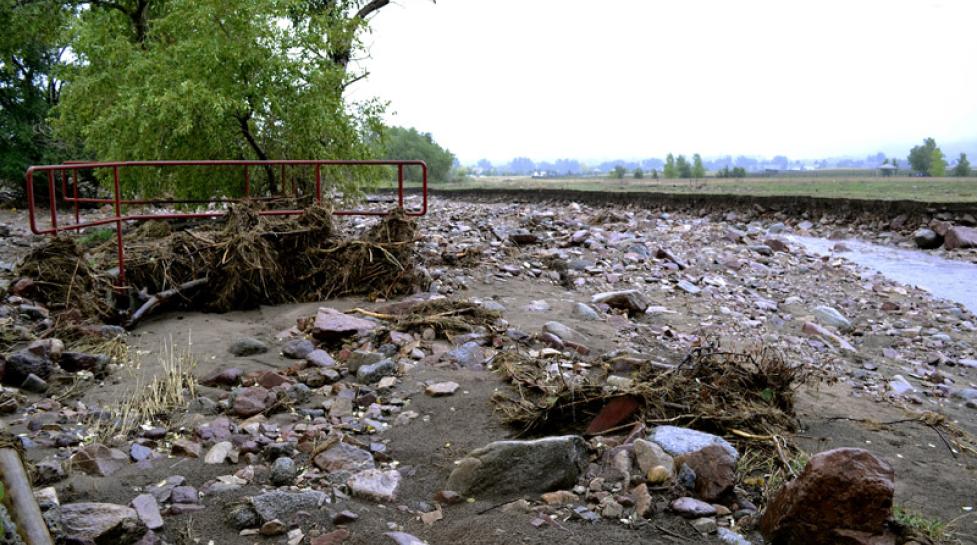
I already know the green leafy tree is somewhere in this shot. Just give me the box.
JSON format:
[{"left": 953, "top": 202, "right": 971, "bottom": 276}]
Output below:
[
  {"left": 382, "top": 126, "right": 455, "bottom": 183},
  {"left": 663, "top": 153, "right": 676, "bottom": 179},
  {"left": 676, "top": 155, "right": 692, "bottom": 178},
  {"left": 611, "top": 165, "right": 626, "bottom": 179},
  {"left": 651, "top": 168, "right": 659, "bottom": 179},
  {"left": 55, "top": 0, "right": 402, "bottom": 199},
  {"left": 907, "top": 138, "right": 947, "bottom": 176},
  {"left": 953, "top": 153, "right": 970, "bottom": 177},
  {"left": 691, "top": 153, "right": 705, "bottom": 179},
  {"left": 633, "top": 167, "right": 643, "bottom": 179},
  {"left": 0, "top": 0, "right": 73, "bottom": 190}
]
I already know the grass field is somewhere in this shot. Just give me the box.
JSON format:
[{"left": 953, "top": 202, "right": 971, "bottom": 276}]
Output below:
[{"left": 424, "top": 176, "right": 977, "bottom": 203}]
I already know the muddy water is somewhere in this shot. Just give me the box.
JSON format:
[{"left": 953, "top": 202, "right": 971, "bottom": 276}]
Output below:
[{"left": 788, "top": 235, "right": 977, "bottom": 314}]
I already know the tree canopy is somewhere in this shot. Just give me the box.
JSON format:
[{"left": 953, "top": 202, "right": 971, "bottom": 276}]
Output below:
[
  {"left": 907, "top": 138, "right": 947, "bottom": 177},
  {"left": 382, "top": 126, "right": 455, "bottom": 183},
  {"left": 953, "top": 153, "right": 971, "bottom": 177}
]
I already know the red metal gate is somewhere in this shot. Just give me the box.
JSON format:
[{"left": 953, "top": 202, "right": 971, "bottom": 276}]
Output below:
[{"left": 24, "top": 159, "right": 427, "bottom": 286}]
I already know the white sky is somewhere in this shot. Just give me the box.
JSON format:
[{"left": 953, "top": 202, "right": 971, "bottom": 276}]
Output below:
[{"left": 350, "top": 0, "right": 977, "bottom": 164}]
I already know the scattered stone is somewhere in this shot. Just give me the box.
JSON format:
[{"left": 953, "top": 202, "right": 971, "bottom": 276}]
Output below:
[
  {"left": 759, "top": 448, "right": 894, "bottom": 545},
  {"left": 944, "top": 226, "right": 977, "bottom": 250},
  {"left": 671, "top": 497, "right": 717, "bottom": 518},
  {"left": 306, "top": 349, "right": 337, "bottom": 367},
  {"left": 200, "top": 367, "right": 243, "bottom": 387},
  {"left": 332, "top": 510, "right": 360, "bottom": 524},
  {"left": 260, "top": 519, "right": 287, "bottom": 536},
  {"left": 445, "top": 435, "right": 588, "bottom": 499},
  {"left": 425, "top": 381, "right": 460, "bottom": 397},
  {"left": 204, "top": 441, "right": 234, "bottom": 464},
  {"left": 690, "top": 517, "right": 718, "bottom": 534},
  {"left": 633, "top": 438, "right": 675, "bottom": 475},
  {"left": 346, "top": 350, "right": 385, "bottom": 372},
  {"left": 675, "top": 445, "right": 736, "bottom": 502},
  {"left": 542, "top": 321, "right": 583, "bottom": 343},
  {"left": 171, "top": 438, "right": 203, "bottom": 458},
  {"left": 70, "top": 443, "right": 128, "bottom": 476},
  {"left": 131, "top": 494, "right": 163, "bottom": 531},
  {"left": 170, "top": 486, "right": 198, "bottom": 504},
  {"left": 649, "top": 426, "right": 739, "bottom": 461},
  {"left": 228, "top": 337, "right": 268, "bottom": 357},
  {"left": 888, "top": 375, "right": 915, "bottom": 396},
  {"left": 3, "top": 349, "right": 55, "bottom": 384},
  {"left": 60, "top": 502, "right": 145, "bottom": 544},
  {"left": 508, "top": 228, "right": 538, "bottom": 245},
  {"left": 347, "top": 469, "right": 402, "bottom": 502},
  {"left": 384, "top": 532, "right": 426, "bottom": 545},
  {"left": 812, "top": 305, "right": 852, "bottom": 332},
  {"left": 281, "top": 339, "right": 315, "bottom": 359},
  {"left": 20, "top": 373, "right": 48, "bottom": 393},
  {"left": 312, "top": 529, "right": 351, "bottom": 545},
  {"left": 913, "top": 228, "right": 943, "bottom": 249},
  {"left": 231, "top": 386, "right": 273, "bottom": 417},
  {"left": 355, "top": 358, "right": 396, "bottom": 384},
  {"left": 591, "top": 290, "right": 649, "bottom": 313},
  {"left": 717, "top": 528, "right": 753, "bottom": 545},
  {"left": 676, "top": 280, "right": 701, "bottom": 295},
  {"left": 270, "top": 456, "right": 298, "bottom": 486},
  {"left": 313, "top": 443, "right": 375, "bottom": 472},
  {"left": 250, "top": 490, "right": 327, "bottom": 523},
  {"left": 571, "top": 302, "right": 600, "bottom": 320},
  {"left": 312, "top": 308, "right": 378, "bottom": 340}
]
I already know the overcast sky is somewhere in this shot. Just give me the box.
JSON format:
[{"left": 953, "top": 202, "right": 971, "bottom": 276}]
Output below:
[{"left": 350, "top": 0, "right": 977, "bottom": 164}]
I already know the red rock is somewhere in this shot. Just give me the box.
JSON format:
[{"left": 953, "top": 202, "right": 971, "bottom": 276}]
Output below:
[
  {"left": 171, "top": 438, "right": 202, "bottom": 458},
  {"left": 255, "top": 371, "right": 292, "bottom": 389},
  {"left": 70, "top": 444, "right": 128, "bottom": 476},
  {"left": 760, "top": 448, "right": 894, "bottom": 545},
  {"left": 944, "top": 226, "right": 977, "bottom": 250},
  {"left": 199, "top": 367, "right": 242, "bottom": 388},
  {"left": 312, "top": 529, "right": 350, "bottom": 545},
  {"left": 232, "top": 386, "right": 272, "bottom": 417},
  {"left": 764, "top": 238, "right": 791, "bottom": 253},
  {"left": 312, "top": 308, "right": 377, "bottom": 341},
  {"left": 585, "top": 395, "right": 639, "bottom": 434},
  {"left": 675, "top": 444, "right": 736, "bottom": 502}
]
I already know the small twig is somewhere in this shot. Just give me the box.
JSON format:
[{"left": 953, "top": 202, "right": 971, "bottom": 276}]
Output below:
[{"left": 928, "top": 424, "right": 958, "bottom": 459}]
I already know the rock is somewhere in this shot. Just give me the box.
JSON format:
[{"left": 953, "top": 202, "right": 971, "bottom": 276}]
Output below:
[
  {"left": 70, "top": 443, "right": 128, "bottom": 476},
  {"left": 346, "top": 350, "right": 384, "bottom": 372},
  {"left": 888, "top": 375, "right": 915, "bottom": 396},
  {"left": 131, "top": 494, "right": 163, "bottom": 531},
  {"left": 647, "top": 465, "right": 672, "bottom": 485},
  {"left": 384, "top": 532, "right": 426, "bottom": 545},
  {"left": 717, "top": 528, "right": 753, "bottom": 545},
  {"left": 60, "top": 502, "right": 145, "bottom": 544},
  {"left": 250, "top": 490, "right": 327, "bottom": 523},
  {"left": 812, "top": 305, "right": 852, "bottom": 332},
  {"left": 913, "top": 228, "right": 943, "bottom": 249},
  {"left": 313, "top": 442, "right": 375, "bottom": 472},
  {"left": 445, "top": 435, "right": 588, "bottom": 499},
  {"left": 171, "top": 438, "right": 202, "bottom": 458},
  {"left": 633, "top": 438, "right": 675, "bottom": 475},
  {"left": 425, "top": 381, "right": 459, "bottom": 396},
  {"left": 675, "top": 445, "right": 736, "bottom": 502},
  {"left": 759, "top": 448, "right": 894, "bottom": 545},
  {"left": 313, "top": 529, "right": 351, "bottom": 545},
  {"left": 228, "top": 337, "right": 268, "bottom": 357},
  {"left": 691, "top": 517, "right": 718, "bottom": 534},
  {"left": 571, "top": 303, "right": 600, "bottom": 320},
  {"left": 355, "top": 358, "right": 396, "bottom": 384},
  {"left": 3, "top": 349, "right": 55, "bottom": 384},
  {"left": 508, "top": 228, "right": 538, "bottom": 245},
  {"left": 801, "top": 321, "right": 856, "bottom": 353},
  {"left": 199, "top": 367, "right": 243, "bottom": 388},
  {"left": 541, "top": 490, "right": 578, "bottom": 506},
  {"left": 35, "top": 458, "right": 66, "bottom": 483},
  {"left": 59, "top": 352, "right": 109, "bottom": 373},
  {"left": 270, "top": 456, "right": 298, "bottom": 486},
  {"left": 541, "top": 321, "right": 583, "bottom": 343},
  {"left": 649, "top": 426, "right": 739, "bottom": 461},
  {"left": 585, "top": 395, "right": 639, "bottom": 434},
  {"left": 226, "top": 503, "right": 260, "bottom": 529},
  {"left": 347, "top": 469, "right": 402, "bottom": 502},
  {"left": 20, "top": 373, "right": 48, "bottom": 393},
  {"left": 312, "top": 308, "right": 378, "bottom": 340},
  {"left": 632, "top": 483, "right": 653, "bottom": 517},
  {"left": 332, "top": 510, "right": 360, "bottom": 524},
  {"left": 655, "top": 248, "right": 688, "bottom": 269},
  {"left": 281, "top": 339, "right": 315, "bottom": 359},
  {"left": 670, "top": 497, "right": 717, "bottom": 518},
  {"left": 204, "top": 441, "right": 233, "bottom": 464},
  {"left": 170, "top": 486, "right": 198, "bottom": 504},
  {"left": 944, "top": 226, "right": 977, "bottom": 250},
  {"left": 763, "top": 238, "right": 790, "bottom": 253},
  {"left": 445, "top": 342, "right": 485, "bottom": 368},
  {"left": 591, "top": 290, "right": 649, "bottom": 313},
  {"left": 129, "top": 443, "right": 153, "bottom": 462},
  {"left": 305, "top": 349, "right": 337, "bottom": 367},
  {"left": 231, "top": 386, "right": 273, "bottom": 417},
  {"left": 676, "top": 280, "right": 701, "bottom": 295},
  {"left": 260, "top": 519, "right": 287, "bottom": 536}
]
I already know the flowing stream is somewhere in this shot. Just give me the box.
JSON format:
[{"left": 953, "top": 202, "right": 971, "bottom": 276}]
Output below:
[{"left": 787, "top": 235, "right": 977, "bottom": 315}]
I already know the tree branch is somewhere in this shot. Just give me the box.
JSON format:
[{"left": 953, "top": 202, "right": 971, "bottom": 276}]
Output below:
[
  {"left": 354, "top": 0, "right": 390, "bottom": 20},
  {"left": 341, "top": 71, "right": 369, "bottom": 91}
]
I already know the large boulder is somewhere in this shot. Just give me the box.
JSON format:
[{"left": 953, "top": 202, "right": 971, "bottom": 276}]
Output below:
[
  {"left": 60, "top": 503, "right": 146, "bottom": 544},
  {"left": 759, "top": 448, "right": 894, "bottom": 545},
  {"left": 445, "top": 436, "right": 588, "bottom": 499},
  {"left": 913, "top": 228, "right": 943, "bottom": 249},
  {"left": 944, "top": 226, "right": 977, "bottom": 250}
]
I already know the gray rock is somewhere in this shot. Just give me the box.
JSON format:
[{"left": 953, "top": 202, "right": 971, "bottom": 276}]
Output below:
[
  {"left": 385, "top": 531, "right": 426, "bottom": 545},
  {"left": 312, "top": 308, "right": 378, "bottom": 341},
  {"left": 348, "top": 469, "right": 402, "bottom": 502},
  {"left": 591, "top": 290, "right": 649, "bottom": 313},
  {"left": 226, "top": 503, "right": 260, "bottom": 530},
  {"left": 953, "top": 388, "right": 977, "bottom": 401},
  {"left": 305, "top": 349, "right": 336, "bottom": 368},
  {"left": 3, "top": 349, "right": 55, "bottom": 384},
  {"left": 270, "top": 457, "right": 298, "bottom": 486},
  {"left": 542, "top": 321, "right": 583, "bottom": 343},
  {"left": 633, "top": 438, "right": 674, "bottom": 475},
  {"left": 913, "top": 228, "right": 943, "bottom": 249},
  {"left": 131, "top": 494, "right": 163, "bottom": 531},
  {"left": 676, "top": 280, "right": 701, "bottom": 294},
  {"left": 281, "top": 339, "right": 315, "bottom": 359},
  {"left": 691, "top": 517, "right": 718, "bottom": 534},
  {"left": 60, "top": 502, "right": 145, "bottom": 544},
  {"left": 812, "top": 305, "right": 852, "bottom": 332},
  {"left": 508, "top": 228, "right": 538, "bottom": 245},
  {"left": 649, "top": 426, "right": 739, "bottom": 461},
  {"left": 20, "top": 373, "right": 48, "bottom": 393},
  {"left": 889, "top": 375, "right": 915, "bottom": 396},
  {"left": 346, "top": 350, "right": 385, "bottom": 372},
  {"left": 670, "top": 497, "right": 717, "bottom": 518},
  {"left": 228, "top": 337, "right": 268, "bottom": 357},
  {"left": 355, "top": 358, "right": 396, "bottom": 384},
  {"left": 313, "top": 443, "right": 375, "bottom": 472},
  {"left": 717, "top": 528, "right": 753, "bottom": 545},
  {"left": 250, "top": 490, "right": 327, "bottom": 523},
  {"left": 571, "top": 303, "right": 600, "bottom": 321},
  {"left": 445, "top": 435, "right": 588, "bottom": 499},
  {"left": 445, "top": 342, "right": 485, "bottom": 368}
]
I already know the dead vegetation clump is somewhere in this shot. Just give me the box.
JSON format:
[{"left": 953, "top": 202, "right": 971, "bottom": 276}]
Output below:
[
  {"left": 492, "top": 340, "right": 814, "bottom": 438},
  {"left": 352, "top": 298, "right": 502, "bottom": 336},
  {"left": 11, "top": 203, "right": 424, "bottom": 326}
]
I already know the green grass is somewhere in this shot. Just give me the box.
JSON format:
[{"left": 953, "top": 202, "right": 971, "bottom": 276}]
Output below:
[
  {"left": 422, "top": 176, "right": 977, "bottom": 203},
  {"left": 893, "top": 505, "right": 951, "bottom": 542},
  {"left": 77, "top": 228, "right": 115, "bottom": 247}
]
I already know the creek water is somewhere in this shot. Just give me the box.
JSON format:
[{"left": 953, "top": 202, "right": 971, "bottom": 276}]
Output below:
[{"left": 787, "top": 235, "right": 977, "bottom": 315}]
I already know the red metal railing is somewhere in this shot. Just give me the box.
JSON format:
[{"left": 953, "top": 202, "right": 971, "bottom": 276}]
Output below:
[{"left": 25, "top": 159, "right": 427, "bottom": 287}]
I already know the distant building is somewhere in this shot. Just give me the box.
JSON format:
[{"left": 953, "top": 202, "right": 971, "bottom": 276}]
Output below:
[{"left": 878, "top": 164, "right": 898, "bottom": 177}]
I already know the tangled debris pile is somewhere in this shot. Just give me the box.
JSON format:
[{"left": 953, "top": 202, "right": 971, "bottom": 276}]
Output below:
[{"left": 11, "top": 204, "right": 423, "bottom": 328}]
